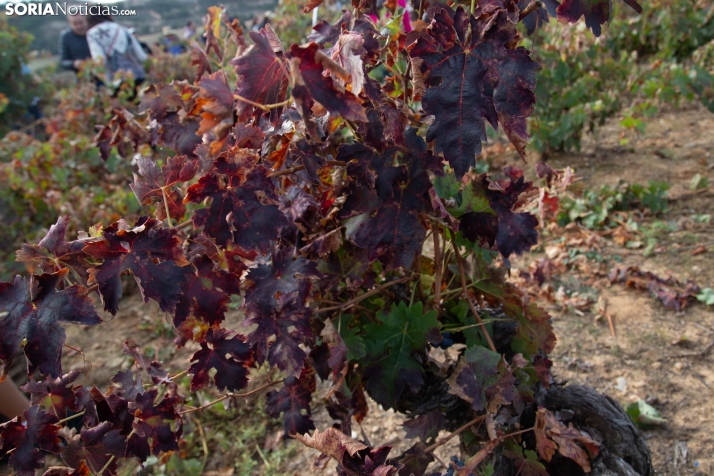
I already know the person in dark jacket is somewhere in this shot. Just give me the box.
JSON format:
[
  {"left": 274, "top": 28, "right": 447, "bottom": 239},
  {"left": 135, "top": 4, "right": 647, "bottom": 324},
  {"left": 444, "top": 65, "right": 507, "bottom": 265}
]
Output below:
[
  {"left": 58, "top": 13, "right": 91, "bottom": 72},
  {"left": 129, "top": 28, "right": 153, "bottom": 56}
]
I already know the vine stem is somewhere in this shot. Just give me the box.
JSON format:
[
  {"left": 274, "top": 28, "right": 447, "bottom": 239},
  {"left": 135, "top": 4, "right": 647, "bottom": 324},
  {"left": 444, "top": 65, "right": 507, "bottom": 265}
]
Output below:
[
  {"left": 175, "top": 219, "right": 194, "bottom": 231},
  {"left": 160, "top": 187, "right": 173, "bottom": 228},
  {"left": 189, "top": 414, "right": 210, "bottom": 470},
  {"left": 86, "top": 284, "right": 99, "bottom": 294},
  {"left": 432, "top": 223, "right": 442, "bottom": 314},
  {"left": 268, "top": 160, "right": 346, "bottom": 179},
  {"left": 424, "top": 414, "right": 486, "bottom": 453},
  {"left": 171, "top": 369, "right": 189, "bottom": 381},
  {"left": 178, "top": 381, "right": 278, "bottom": 415},
  {"left": 451, "top": 235, "right": 497, "bottom": 353},
  {"left": 56, "top": 410, "right": 86, "bottom": 425},
  {"left": 233, "top": 94, "right": 291, "bottom": 111},
  {"left": 98, "top": 455, "right": 116, "bottom": 475},
  {"left": 519, "top": 0, "right": 543, "bottom": 21},
  {"left": 460, "top": 426, "right": 535, "bottom": 474},
  {"left": 314, "top": 275, "right": 417, "bottom": 314}
]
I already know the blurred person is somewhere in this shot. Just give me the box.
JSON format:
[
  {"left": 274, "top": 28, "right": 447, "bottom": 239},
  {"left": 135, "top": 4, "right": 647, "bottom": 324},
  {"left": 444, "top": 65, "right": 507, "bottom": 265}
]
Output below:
[
  {"left": 86, "top": 14, "right": 147, "bottom": 91},
  {"left": 183, "top": 20, "right": 197, "bottom": 40},
  {"left": 129, "top": 27, "right": 153, "bottom": 56},
  {"left": 58, "top": 12, "right": 91, "bottom": 73},
  {"left": 0, "top": 380, "right": 30, "bottom": 421},
  {"left": 161, "top": 26, "right": 186, "bottom": 55},
  {"left": 0, "top": 357, "right": 30, "bottom": 422},
  {"left": 21, "top": 63, "right": 43, "bottom": 121}
]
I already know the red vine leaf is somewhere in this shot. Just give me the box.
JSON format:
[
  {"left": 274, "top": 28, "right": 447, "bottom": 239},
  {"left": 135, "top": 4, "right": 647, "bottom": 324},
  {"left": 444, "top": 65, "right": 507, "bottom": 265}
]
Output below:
[
  {"left": 309, "top": 11, "right": 353, "bottom": 47},
  {"left": 338, "top": 131, "right": 438, "bottom": 270},
  {"left": 110, "top": 370, "right": 143, "bottom": 400},
  {"left": 139, "top": 83, "right": 185, "bottom": 122},
  {"left": 293, "top": 427, "right": 399, "bottom": 475},
  {"left": 303, "top": 0, "right": 326, "bottom": 13},
  {"left": 402, "top": 412, "right": 446, "bottom": 442},
  {"left": 534, "top": 408, "right": 557, "bottom": 461},
  {"left": 445, "top": 345, "right": 516, "bottom": 413},
  {"left": 204, "top": 6, "right": 224, "bottom": 61},
  {"left": 190, "top": 41, "right": 212, "bottom": 80},
  {"left": 320, "top": 319, "right": 348, "bottom": 377},
  {"left": 42, "top": 462, "right": 91, "bottom": 476},
  {"left": 265, "top": 373, "right": 316, "bottom": 436},
  {"left": 329, "top": 32, "right": 367, "bottom": 96},
  {"left": 185, "top": 156, "right": 288, "bottom": 251},
  {"left": 459, "top": 172, "right": 538, "bottom": 262},
  {"left": 243, "top": 296, "right": 313, "bottom": 378},
  {"left": 0, "top": 406, "right": 61, "bottom": 476},
  {"left": 317, "top": 242, "right": 372, "bottom": 291},
  {"left": 59, "top": 422, "right": 126, "bottom": 476},
  {"left": 0, "top": 269, "right": 102, "bottom": 379},
  {"left": 21, "top": 371, "right": 81, "bottom": 419},
  {"left": 196, "top": 71, "right": 235, "bottom": 148},
  {"left": 16, "top": 216, "right": 94, "bottom": 283},
  {"left": 519, "top": 0, "right": 560, "bottom": 35},
  {"left": 122, "top": 341, "right": 171, "bottom": 386},
  {"left": 556, "top": 0, "right": 642, "bottom": 36},
  {"left": 126, "top": 390, "right": 181, "bottom": 462},
  {"left": 174, "top": 255, "right": 242, "bottom": 331},
  {"left": 131, "top": 156, "right": 198, "bottom": 222},
  {"left": 408, "top": 6, "right": 539, "bottom": 178},
  {"left": 288, "top": 43, "right": 367, "bottom": 125},
  {"left": 541, "top": 408, "right": 600, "bottom": 472},
  {"left": 84, "top": 216, "right": 188, "bottom": 315},
  {"left": 243, "top": 249, "right": 321, "bottom": 316},
  {"left": 188, "top": 328, "right": 253, "bottom": 392},
  {"left": 231, "top": 26, "right": 289, "bottom": 123}
]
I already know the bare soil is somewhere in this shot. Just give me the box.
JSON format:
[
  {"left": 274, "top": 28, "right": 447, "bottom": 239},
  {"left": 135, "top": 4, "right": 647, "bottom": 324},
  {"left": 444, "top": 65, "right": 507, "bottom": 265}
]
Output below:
[{"left": 51, "top": 104, "right": 714, "bottom": 475}]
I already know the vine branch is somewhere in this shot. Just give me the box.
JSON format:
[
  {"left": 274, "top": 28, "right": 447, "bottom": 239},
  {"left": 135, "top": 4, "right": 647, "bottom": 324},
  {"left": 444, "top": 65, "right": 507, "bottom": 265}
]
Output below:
[
  {"left": 314, "top": 275, "right": 417, "bottom": 314},
  {"left": 268, "top": 160, "right": 346, "bottom": 179},
  {"left": 451, "top": 235, "right": 497, "bottom": 353},
  {"left": 233, "top": 94, "right": 291, "bottom": 111},
  {"left": 461, "top": 426, "right": 535, "bottom": 474},
  {"left": 160, "top": 187, "right": 173, "bottom": 228},
  {"left": 519, "top": 0, "right": 543, "bottom": 21},
  {"left": 432, "top": 223, "right": 442, "bottom": 314},
  {"left": 178, "top": 381, "right": 278, "bottom": 415},
  {"left": 56, "top": 410, "right": 86, "bottom": 425},
  {"left": 425, "top": 414, "right": 486, "bottom": 453},
  {"left": 98, "top": 456, "right": 116, "bottom": 476}
]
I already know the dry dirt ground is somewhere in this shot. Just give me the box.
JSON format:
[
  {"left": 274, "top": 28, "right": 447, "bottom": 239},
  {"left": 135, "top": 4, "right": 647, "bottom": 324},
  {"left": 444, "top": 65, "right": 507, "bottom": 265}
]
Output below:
[{"left": 49, "top": 103, "right": 714, "bottom": 475}]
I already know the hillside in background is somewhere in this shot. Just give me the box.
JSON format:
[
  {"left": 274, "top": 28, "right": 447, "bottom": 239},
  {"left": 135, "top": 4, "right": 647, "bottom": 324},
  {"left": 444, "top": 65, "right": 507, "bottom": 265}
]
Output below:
[{"left": 3, "top": 0, "right": 277, "bottom": 54}]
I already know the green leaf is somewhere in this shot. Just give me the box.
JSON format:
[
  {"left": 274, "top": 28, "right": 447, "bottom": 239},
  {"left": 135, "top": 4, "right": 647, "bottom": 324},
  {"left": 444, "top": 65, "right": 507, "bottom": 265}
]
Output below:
[
  {"left": 433, "top": 173, "right": 461, "bottom": 200},
  {"left": 696, "top": 288, "right": 714, "bottom": 306},
  {"left": 449, "top": 300, "right": 485, "bottom": 348},
  {"left": 690, "top": 173, "right": 709, "bottom": 191},
  {"left": 338, "top": 314, "right": 366, "bottom": 361},
  {"left": 362, "top": 302, "right": 440, "bottom": 408},
  {"left": 433, "top": 173, "right": 494, "bottom": 218},
  {"left": 626, "top": 399, "right": 666, "bottom": 427},
  {"left": 446, "top": 345, "right": 516, "bottom": 413}
]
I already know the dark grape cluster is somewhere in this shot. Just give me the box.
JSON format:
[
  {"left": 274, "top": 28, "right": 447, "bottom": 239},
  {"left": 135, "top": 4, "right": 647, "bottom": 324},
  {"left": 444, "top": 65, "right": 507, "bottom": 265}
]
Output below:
[
  {"left": 439, "top": 331, "right": 454, "bottom": 349},
  {"left": 444, "top": 455, "right": 475, "bottom": 476}
]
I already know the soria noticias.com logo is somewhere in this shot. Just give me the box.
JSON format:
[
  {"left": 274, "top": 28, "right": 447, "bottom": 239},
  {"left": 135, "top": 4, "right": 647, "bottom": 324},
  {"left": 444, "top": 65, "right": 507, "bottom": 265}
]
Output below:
[{"left": 4, "top": 2, "right": 137, "bottom": 16}]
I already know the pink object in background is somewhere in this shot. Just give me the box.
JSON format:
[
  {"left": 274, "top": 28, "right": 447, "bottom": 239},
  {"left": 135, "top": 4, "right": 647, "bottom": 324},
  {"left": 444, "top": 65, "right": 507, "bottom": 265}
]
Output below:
[{"left": 403, "top": 11, "right": 413, "bottom": 31}]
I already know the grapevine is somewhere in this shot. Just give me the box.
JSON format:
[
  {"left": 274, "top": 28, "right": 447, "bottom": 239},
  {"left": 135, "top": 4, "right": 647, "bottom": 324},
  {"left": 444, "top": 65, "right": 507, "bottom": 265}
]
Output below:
[{"left": 0, "top": 0, "right": 650, "bottom": 475}]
